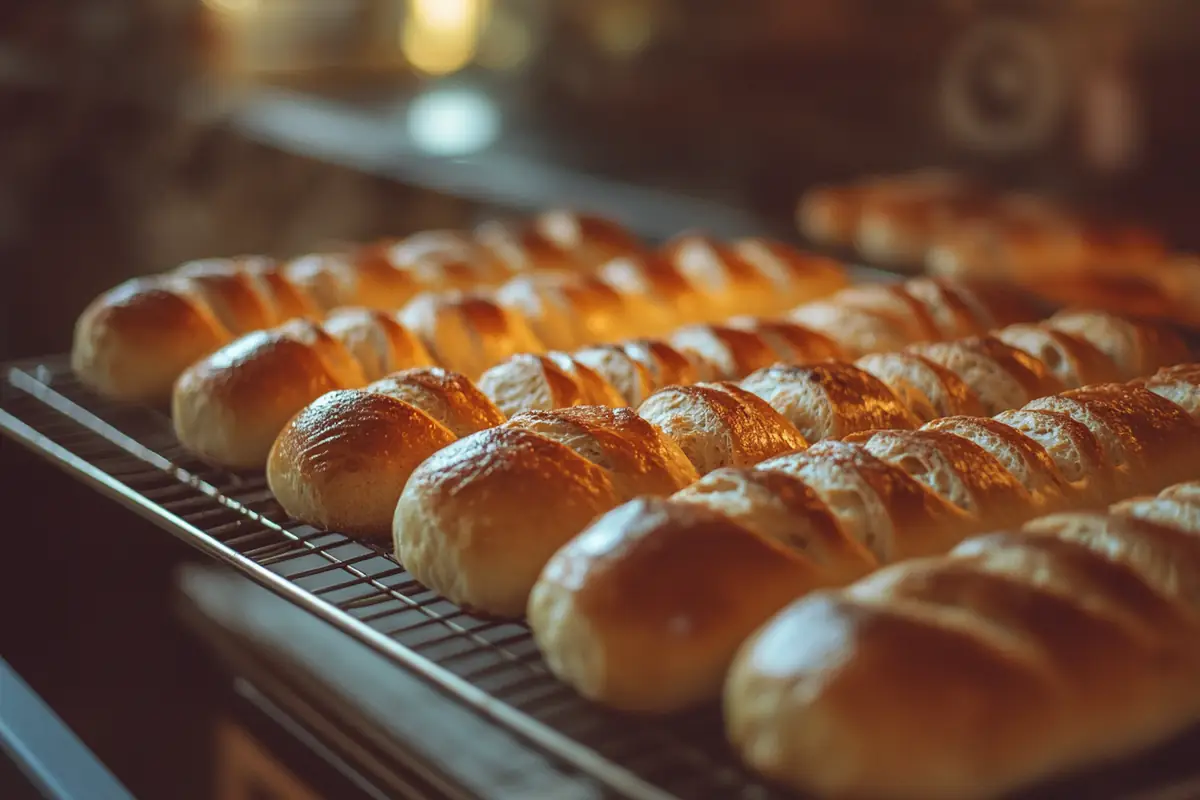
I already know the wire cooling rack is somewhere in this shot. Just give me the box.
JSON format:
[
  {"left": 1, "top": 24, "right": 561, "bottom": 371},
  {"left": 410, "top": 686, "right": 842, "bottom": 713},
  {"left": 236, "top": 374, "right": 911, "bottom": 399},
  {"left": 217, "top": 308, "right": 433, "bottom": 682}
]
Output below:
[
  {"left": 0, "top": 357, "right": 789, "bottom": 800},
  {"left": 6, "top": 356, "right": 1200, "bottom": 800}
]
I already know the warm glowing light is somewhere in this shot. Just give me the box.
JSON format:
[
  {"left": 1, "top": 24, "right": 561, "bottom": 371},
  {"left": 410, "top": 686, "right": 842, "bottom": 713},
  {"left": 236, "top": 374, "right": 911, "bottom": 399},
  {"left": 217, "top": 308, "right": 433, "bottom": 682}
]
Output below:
[
  {"left": 406, "top": 87, "right": 500, "bottom": 156},
  {"left": 402, "top": 0, "right": 490, "bottom": 76}
]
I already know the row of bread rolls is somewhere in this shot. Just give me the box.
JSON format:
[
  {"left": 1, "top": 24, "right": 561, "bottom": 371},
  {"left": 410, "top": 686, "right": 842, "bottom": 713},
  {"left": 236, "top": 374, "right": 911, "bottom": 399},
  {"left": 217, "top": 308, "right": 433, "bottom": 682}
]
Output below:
[
  {"left": 527, "top": 362, "right": 1200, "bottom": 719},
  {"left": 797, "top": 170, "right": 1165, "bottom": 279},
  {"left": 175, "top": 272, "right": 1010, "bottom": 470},
  {"left": 389, "top": 310, "right": 1188, "bottom": 620},
  {"left": 727, "top": 472, "right": 1200, "bottom": 800},
  {"left": 264, "top": 279, "right": 1049, "bottom": 534},
  {"left": 71, "top": 211, "right": 644, "bottom": 404}
]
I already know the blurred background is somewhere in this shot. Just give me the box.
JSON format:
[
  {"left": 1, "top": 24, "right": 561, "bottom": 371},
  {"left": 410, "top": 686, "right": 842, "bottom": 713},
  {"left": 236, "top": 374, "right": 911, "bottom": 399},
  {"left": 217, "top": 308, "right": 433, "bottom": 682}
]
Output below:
[
  {"left": 3, "top": 2, "right": 1200, "bottom": 798},
  {"left": 6, "top": 0, "right": 1200, "bottom": 360}
]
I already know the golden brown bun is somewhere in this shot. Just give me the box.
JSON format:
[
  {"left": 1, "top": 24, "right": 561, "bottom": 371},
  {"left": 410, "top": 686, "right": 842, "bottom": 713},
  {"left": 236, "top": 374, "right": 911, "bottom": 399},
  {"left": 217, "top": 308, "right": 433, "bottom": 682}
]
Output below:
[
  {"left": 758, "top": 441, "right": 972, "bottom": 563},
  {"left": 620, "top": 339, "right": 700, "bottom": 389},
  {"left": 740, "top": 362, "right": 921, "bottom": 443},
  {"left": 473, "top": 219, "right": 585, "bottom": 275},
  {"left": 908, "top": 336, "right": 1065, "bottom": 415},
  {"left": 900, "top": 277, "right": 992, "bottom": 339},
  {"left": 494, "top": 272, "right": 627, "bottom": 350},
  {"left": 662, "top": 234, "right": 779, "bottom": 319},
  {"left": 725, "top": 317, "right": 847, "bottom": 365},
  {"left": 267, "top": 390, "right": 458, "bottom": 537},
  {"left": 854, "top": 182, "right": 994, "bottom": 266},
  {"left": 283, "top": 247, "right": 421, "bottom": 310},
  {"left": 668, "top": 324, "right": 781, "bottom": 381},
  {"left": 1026, "top": 384, "right": 1200, "bottom": 495},
  {"left": 571, "top": 345, "right": 657, "bottom": 406},
  {"left": 476, "top": 353, "right": 623, "bottom": 418},
  {"left": 531, "top": 210, "right": 644, "bottom": 269},
  {"left": 382, "top": 229, "right": 511, "bottom": 287},
  {"left": 992, "top": 409, "right": 1114, "bottom": 507},
  {"left": 72, "top": 278, "right": 233, "bottom": 404},
  {"left": 503, "top": 406, "right": 698, "bottom": 501},
  {"left": 851, "top": 429, "right": 1035, "bottom": 530},
  {"left": 598, "top": 253, "right": 712, "bottom": 328},
  {"left": 365, "top": 367, "right": 506, "bottom": 438},
  {"left": 993, "top": 323, "right": 1122, "bottom": 389},
  {"left": 1044, "top": 310, "right": 1190, "bottom": 381},
  {"left": 320, "top": 308, "right": 436, "bottom": 382},
  {"left": 671, "top": 468, "right": 877, "bottom": 585},
  {"left": 395, "top": 426, "right": 619, "bottom": 617},
  {"left": 636, "top": 382, "right": 809, "bottom": 475},
  {"left": 397, "top": 291, "right": 545, "bottom": 380},
  {"left": 1131, "top": 362, "right": 1200, "bottom": 422},
  {"left": 172, "top": 319, "right": 367, "bottom": 470},
  {"left": 732, "top": 239, "right": 849, "bottom": 308},
  {"left": 528, "top": 498, "right": 817, "bottom": 713},
  {"left": 921, "top": 416, "right": 1072, "bottom": 512},
  {"left": 854, "top": 352, "right": 986, "bottom": 422},
  {"left": 393, "top": 405, "right": 698, "bottom": 618}
]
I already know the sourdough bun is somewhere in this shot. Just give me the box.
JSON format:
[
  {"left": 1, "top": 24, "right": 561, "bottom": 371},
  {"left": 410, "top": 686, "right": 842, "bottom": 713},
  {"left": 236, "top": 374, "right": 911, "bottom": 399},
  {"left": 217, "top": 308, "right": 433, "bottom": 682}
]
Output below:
[
  {"left": 394, "top": 427, "right": 620, "bottom": 617},
  {"left": 740, "top": 363, "right": 921, "bottom": 443},
  {"left": 398, "top": 291, "right": 545, "bottom": 380},
  {"left": 172, "top": 319, "right": 367, "bottom": 470},
  {"left": 532, "top": 210, "right": 644, "bottom": 269},
  {"left": 1135, "top": 363, "right": 1200, "bottom": 421},
  {"left": 992, "top": 409, "right": 1113, "bottom": 507},
  {"left": 662, "top": 234, "right": 778, "bottom": 318},
  {"left": 545, "top": 353, "right": 626, "bottom": 407},
  {"left": 598, "top": 253, "right": 712, "bottom": 327},
  {"left": 620, "top": 339, "right": 701, "bottom": 390},
  {"left": 267, "top": 390, "right": 457, "bottom": 537},
  {"left": 494, "top": 272, "right": 627, "bottom": 349},
  {"left": 477, "top": 354, "right": 591, "bottom": 418},
  {"left": 1044, "top": 310, "right": 1190, "bottom": 381},
  {"left": 788, "top": 296, "right": 922, "bottom": 357},
  {"left": 725, "top": 317, "right": 847, "bottom": 365},
  {"left": 637, "top": 382, "right": 809, "bottom": 475},
  {"left": 282, "top": 248, "right": 420, "bottom": 310},
  {"left": 528, "top": 497, "right": 817, "bottom": 713}
]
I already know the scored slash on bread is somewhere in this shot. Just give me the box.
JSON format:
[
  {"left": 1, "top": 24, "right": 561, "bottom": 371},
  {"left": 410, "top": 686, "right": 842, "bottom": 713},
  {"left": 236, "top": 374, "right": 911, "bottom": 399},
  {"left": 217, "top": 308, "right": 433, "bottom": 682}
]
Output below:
[{"left": 526, "top": 362, "right": 1200, "bottom": 724}]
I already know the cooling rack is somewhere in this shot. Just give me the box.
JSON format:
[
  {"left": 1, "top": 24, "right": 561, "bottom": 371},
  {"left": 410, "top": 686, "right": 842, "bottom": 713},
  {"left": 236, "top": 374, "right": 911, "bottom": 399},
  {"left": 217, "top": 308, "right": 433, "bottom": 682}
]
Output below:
[{"left": 5, "top": 356, "right": 1200, "bottom": 800}]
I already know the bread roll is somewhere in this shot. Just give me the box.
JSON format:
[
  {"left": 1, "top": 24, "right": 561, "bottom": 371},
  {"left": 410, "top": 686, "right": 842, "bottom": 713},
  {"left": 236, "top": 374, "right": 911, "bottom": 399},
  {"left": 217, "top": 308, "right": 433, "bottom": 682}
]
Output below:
[
  {"left": 908, "top": 336, "right": 1064, "bottom": 415},
  {"left": 528, "top": 498, "right": 818, "bottom": 713},
  {"left": 671, "top": 468, "right": 878, "bottom": 584},
  {"left": 668, "top": 324, "right": 781, "bottom": 381},
  {"left": 991, "top": 409, "right": 1113, "bottom": 507},
  {"left": 598, "top": 253, "right": 712, "bottom": 329},
  {"left": 1134, "top": 362, "right": 1200, "bottom": 421},
  {"left": 172, "top": 319, "right": 368, "bottom": 469},
  {"left": 397, "top": 291, "right": 545, "bottom": 380},
  {"left": 394, "top": 408, "right": 696, "bottom": 617},
  {"left": 1044, "top": 309, "right": 1189, "bottom": 381},
  {"left": 571, "top": 345, "right": 657, "bottom": 406},
  {"left": 619, "top": 339, "right": 700, "bottom": 389},
  {"left": 494, "top": 272, "right": 627, "bottom": 350},
  {"left": 787, "top": 280, "right": 954, "bottom": 357},
  {"left": 851, "top": 429, "right": 1035, "bottom": 529},
  {"left": 1025, "top": 385, "right": 1200, "bottom": 495},
  {"left": 854, "top": 352, "right": 986, "bottom": 422},
  {"left": 282, "top": 248, "right": 421, "bottom": 310},
  {"left": 321, "top": 307, "right": 436, "bottom": 381},
  {"left": 993, "top": 323, "right": 1121, "bottom": 389},
  {"left": 636, "top": 383, "right": 809, "bottom": 475},
  {"left": 725, "top": 317, "right": 847, "bottom": 365},
  {"left": 900, "top": 277, "right": 991, "bottom": 339},
  {"left": 757, "top": 441, "right": 972, "bottom": 563},
  {"left": 476, "top": 353, "right": 622, "bottom": 418},
  {"left": 365, "top": 367, "right": 507, "bottom": 437},
  {"left": 732, "top": 239, "right": 850, "bottom": 308},
  {"left": 267, "top": 390, "right": 458, "bottom": 537},
  {"left": 921, "top": 416, "right": 1072, "bottom": 512},
  {"left": 740, "top": 363, "right": 921, "bottom": 443},
  {"left": 473, "top": 219, "right": 586, "bottom": 275},
  {"left": 662, "top": 234, "right": 780, "bottom": 319},
  {"left": 383, "top": 229, "right": 512, "bottom": 287},
  {"left": 531, "top": 210, "right": 644, "bottom": 269}
]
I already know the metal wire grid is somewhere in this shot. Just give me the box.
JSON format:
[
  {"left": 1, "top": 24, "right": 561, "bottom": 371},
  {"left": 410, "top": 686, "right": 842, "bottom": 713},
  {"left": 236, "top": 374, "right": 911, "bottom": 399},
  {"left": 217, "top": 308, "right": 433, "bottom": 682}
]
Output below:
[{"left": 0, "top": 357, "right": 791, "bottom": 800}]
